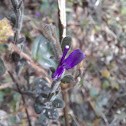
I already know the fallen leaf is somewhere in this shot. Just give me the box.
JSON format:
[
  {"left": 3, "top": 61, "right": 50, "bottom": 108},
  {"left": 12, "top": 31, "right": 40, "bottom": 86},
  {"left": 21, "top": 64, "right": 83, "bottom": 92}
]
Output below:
[
  {"left": 101, "top": 69, "right": 110, "bottom": 78},
  {"left": 0, "top": 18, "right": 13, "bottom": 44}
]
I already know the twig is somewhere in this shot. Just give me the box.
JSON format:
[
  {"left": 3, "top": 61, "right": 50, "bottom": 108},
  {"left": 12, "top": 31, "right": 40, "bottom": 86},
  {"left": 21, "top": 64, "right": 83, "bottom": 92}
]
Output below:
[
  {"left": 39, "top": 22, "right": 62, "bottom": 60},
  {"left": 9, "top": 42, "right": 47, "bottom": 76},
  {"left": 8, "top": 71, "right": 32, "bottom": 126},
  {"left": 70, "top": 114, "right": 80, "bottom": 126},
  {"left": 62, "top": 88, "right": 69, "bottom": 126},
  {"left": 0, "top": 82, "right": 14, "bottom": 89},
  {"left": 101, "top": 113, "right": 109, "bottom": 126}
]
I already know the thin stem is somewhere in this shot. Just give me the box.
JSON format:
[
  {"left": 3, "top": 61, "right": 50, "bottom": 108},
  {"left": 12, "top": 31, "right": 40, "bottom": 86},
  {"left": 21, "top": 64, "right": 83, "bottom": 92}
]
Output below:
[
  {"left": 0, "top": 82, "right": 14, "bottom": 89},
  {"left": 62, "top": 89, "right": 69, "bottom": 126},
  {"left": 57, "top": 0, "right": 69, "bottom": 125},
  {"left": 10, "top": 1, "right": 32, "bottom": 126},
  {"left": 8, "top": 71, "right": 32, "bottom": 126},
  {"left": 11, "top": 0, "right": 23, "bottom": 44}
]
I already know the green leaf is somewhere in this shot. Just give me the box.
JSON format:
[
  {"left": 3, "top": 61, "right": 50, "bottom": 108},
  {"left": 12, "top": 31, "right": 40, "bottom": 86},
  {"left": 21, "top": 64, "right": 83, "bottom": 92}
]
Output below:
[
  {"left": 34, "top": 78, "right": 51, "bottom": 98},
  {"left": 102, "top": 80, "right": 109, "bottom": 89},
  {"left": 61, "top": 75, "right": 74, "bottom": 83},
  {"left": 111, "top": 82, "right": 119, "bottom": 90},
  {"left": 79, "top": 79, "right": 83, "bottom": 85},
  {"left": 52, "top": 98, "right": 65, "bottom": 108},
  {"left": 32, "top": 35, "right": 57, "bottom": 69},
  {"left": 44, "top": 107, "right": 59, "bottom": 120},
  {"left": 61, "top": 36, "right": 72, "bottom": 52},
  {"left": 121, "top": 8, "right": 126, "bottom": 15},
  {"left": 34, "top": 103, "right": 44, "bottom": 114},
  {"left": 38, "top": 113, "right": 47, "bottom": 124},
  {"left": 0, "top": 58, "right": 6, "bottom": 76}
]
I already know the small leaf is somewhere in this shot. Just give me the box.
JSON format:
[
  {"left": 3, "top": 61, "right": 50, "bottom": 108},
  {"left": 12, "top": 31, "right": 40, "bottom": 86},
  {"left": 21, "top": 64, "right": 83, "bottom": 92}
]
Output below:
[
  {"left": 34, "top": 78, "right": 48, "bottom": 85},
  {"left": 22, "top": 120, "right": 26, "bottom": 126},
  {"left": 32, "top": 35, "right": 57, "bottom": 69},
  {"left": 11, "top": 52, "right": 20, "bottom": 62},
  {"left": 20, "top": 58, "right": 27, "bottom": 65},
  {"left": 61, "top": 36, "right": 72, "bottom": 51},
  {"left": 34, "top": 78, "right": 51, "bottom": 97},
  {"left": 38, "top": 113, "right": 48, "bottom": 125},
  {"left": 34, "top": 103, "right": 44, "bottom": 114},
  {"left": 34, "top": 78, "right": 51, "bottom": 88},
  {"left": 102, "top": 80, "right": 109, "bottom": 89},
  {"left": 8, "top": 36, "right": 14, "bottom": 43},
  {"left": 101, "top": 69, "right": 110, "bottom": 78},
  {"left": 36, "top": 96, "right": 46, "bottom": 104},
  {"left": 49, "top": 67, "right": 55, "bottom": 74},
  {"left": 17, "top": 37, "right": 25, "bottom": 44},
  {"left": 0, "top": 58, "right": 6, "bottom": 76},
  {"left": 34, "top": 105, "right": 59, "bottom": 120},
  {"left": 15, "top": 59, "right": 26, "bottom": 75},
  {"left": 10, "top": 14, "right": 16, "bottom": 25},
  {"left": 52, "top": 98, "right": 65, "bottom": 108},
  {"left": 44, "top": 107, "right": 59, "bottom": 120},
  {"left": 36, "top": 87, "right": 50, "bottom": 98},
  {"left": 61, "top": 75, "right": 74, "bottom": 83},
  {"left": 111, "top": 82, "right": 119, "bottom": 90}
]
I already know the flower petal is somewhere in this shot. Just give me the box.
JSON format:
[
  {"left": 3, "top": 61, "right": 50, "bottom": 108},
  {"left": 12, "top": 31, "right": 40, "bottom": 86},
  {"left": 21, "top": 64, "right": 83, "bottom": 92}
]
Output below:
[
  {"left": 60, "top": 45, "right": 69, "bottom": 65},
  {"left": 62, "top": 49, "right": 85, "bottom": 70},
  {"left": 52, "top": 66, "right": 64, "bottom": 80},
  {"left": 36, "top": 12, "right": 40, "bottom": 17}
]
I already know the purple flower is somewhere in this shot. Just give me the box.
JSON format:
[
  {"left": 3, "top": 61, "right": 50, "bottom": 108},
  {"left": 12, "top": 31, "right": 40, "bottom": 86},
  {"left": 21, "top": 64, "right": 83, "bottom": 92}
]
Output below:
[
  {"left": 52, "top": 45, "right": 85, "bottom": 80},
  {"left": 36, "top": 12, "right": 40, "bottom": 17}
]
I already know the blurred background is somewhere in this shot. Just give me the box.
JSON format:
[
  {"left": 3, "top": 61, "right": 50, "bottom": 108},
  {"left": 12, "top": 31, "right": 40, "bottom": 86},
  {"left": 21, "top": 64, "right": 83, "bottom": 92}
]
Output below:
[{"left": 0, "top": 0, "right": 126, "bottom": 126}]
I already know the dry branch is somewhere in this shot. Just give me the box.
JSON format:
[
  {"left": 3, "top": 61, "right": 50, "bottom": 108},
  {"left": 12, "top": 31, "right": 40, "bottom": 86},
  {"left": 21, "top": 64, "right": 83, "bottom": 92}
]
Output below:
[
  {"left": 0, "top": 82, "right": 13, "bottom": 89},
  {"left": 9, "top": 42, "right": 47, "bottom": 76}
]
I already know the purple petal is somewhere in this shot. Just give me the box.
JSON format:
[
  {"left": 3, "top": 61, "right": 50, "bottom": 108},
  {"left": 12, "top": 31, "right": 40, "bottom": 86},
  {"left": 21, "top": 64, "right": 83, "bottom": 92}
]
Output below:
[
  {"left": 36, "top": 12, "right": 40, "bottom": 17},
  {"left": 60, "top": 45, "right": 70, "bottom": 65},
  {"left": 62, "top": 49, "right": 85, "bottom": 70},
  {"left": 52, "top": 66, "right": 64, "bottom": 80}
]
